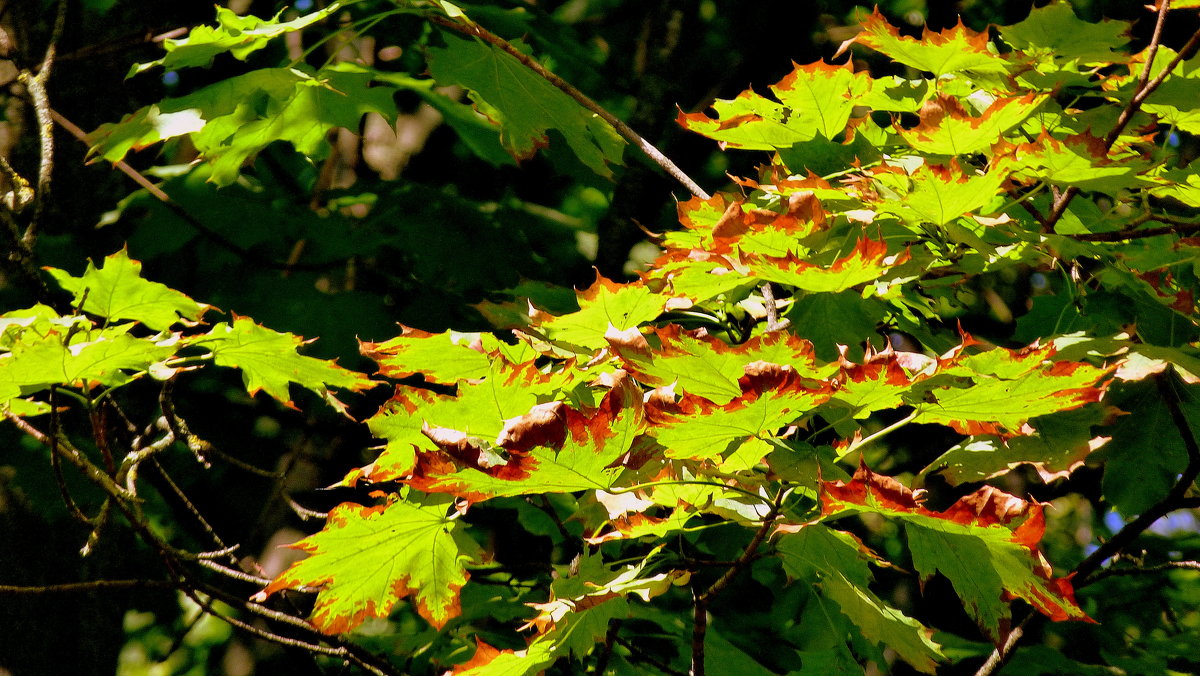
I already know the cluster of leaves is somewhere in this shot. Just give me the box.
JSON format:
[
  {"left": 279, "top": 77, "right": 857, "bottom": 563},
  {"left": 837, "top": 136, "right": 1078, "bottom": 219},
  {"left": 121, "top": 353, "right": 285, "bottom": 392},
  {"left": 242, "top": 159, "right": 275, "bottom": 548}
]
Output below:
[{"left": 5, "top": 1, "right": 1200, "bottom": 675}]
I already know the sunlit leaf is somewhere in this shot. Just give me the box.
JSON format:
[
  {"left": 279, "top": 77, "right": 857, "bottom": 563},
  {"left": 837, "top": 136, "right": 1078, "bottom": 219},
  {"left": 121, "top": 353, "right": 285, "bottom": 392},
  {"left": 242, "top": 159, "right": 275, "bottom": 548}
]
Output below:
[
  {"left": 845, "top": 9, "right": 1011, "bottom": 77},
  {"left": 409, "top": 373, "right": 643, "bottom": 500},
  {"left": 821, "top": 465, "right": 1090, "bottom": 638},
  {"left": 129, "top": 3, "right": 342, "bottom": 75},
  {"left": 896, "top": 93, "right": 1044, "bottom": 156},
  {"left": 189, "top": 316, "right": 373, "bottom": 409},
  {"left": 360, "top": 326, "right": 490, "bottom": 384},
  {"left": 89, "top": 64, "right": 397, "bottom": 186},
  {"left": 45, "top": 248, "right": 206, "bottom": 331},
  {"left": 256, "top": 493, "right": 480, "bottom": 633}
]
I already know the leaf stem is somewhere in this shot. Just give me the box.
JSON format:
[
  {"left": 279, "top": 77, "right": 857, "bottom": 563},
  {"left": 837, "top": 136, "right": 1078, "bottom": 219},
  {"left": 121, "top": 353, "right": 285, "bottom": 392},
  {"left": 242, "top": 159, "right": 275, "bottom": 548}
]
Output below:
[
  {"left": 426, "top": 14, "right": 710, "bottom": 200},
  {"left": 836, "top": 408, "right": 920, "bottom": 461}
]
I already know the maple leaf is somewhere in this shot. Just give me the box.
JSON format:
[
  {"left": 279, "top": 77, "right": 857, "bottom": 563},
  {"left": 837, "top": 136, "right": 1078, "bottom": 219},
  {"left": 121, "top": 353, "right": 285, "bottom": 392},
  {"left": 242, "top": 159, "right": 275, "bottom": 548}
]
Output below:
[
  {"left": 776, "top": 524, "right": 943, "bottom": 673},
  {"left": 360, "top": 325, "right": 490, "bottom": 384},
  {"left": 895, "top": 93, "right": 1045, "bottom": 156},
  {"left": 748, "top": 237, "right": 912, "bottom": 294},
  {"left": 256, "top": 492, "right": 481, "bottom": 633},
  {"left": 821, "top": 465, "right": 1091, "bottom": 639},
  {"left": 128, "top": 3, "right": 342, "bottom": 75},
  {"left": 45, "top": 248, "right": 207, "bottom": 331},
  {"left": 89, "top": 64, "right": 397, "bottom": 186},
  {"left": 922, "top": 407, "right": 1111, "bottom": 485},
  {"left": 998, "top": 0, "right": 1131, "bottom": 64},
  {"left": 361, "top": 359, "right": 543, "bottom": 481},
  {"left": 999, "top": 131, "right": 1151, "bottom": 193},
  {"left": 831, "top": 348, "right": 932, "bottom": 419},
  {"left": 532, "top": 275, "right": 666, "bottom": 352},
  {"left": 426, "top": 31, "right": 625, "bottom": 177},
  {"left": 584, "top": 509, "right": 694, "bottom": 544},
  {"left": 841, "top": 9, "right": 1012, "bottom": 77},
  {"left": 408, "top": 372, "right": 644, "bottom": 501},
  {"left": 188, "top": 316, "right": 373, "bottom": 410},
  {"left": 872, "top": 160, "right": 1008, "bottom": 226},
  {"left": 608, "top": 325, "right": 836, "bottom": 408},
  {"left": 648, "top": 363, "right": 832, "bottom": 461},
  {"left": 0, "top": 330, "right": 172, "bottom": 402},
  {"left": 677, "top": 60, "right": 870, "bottom": 147},
  {"left": 911, "top": 340, "right": 1111, "bottom": 436}
]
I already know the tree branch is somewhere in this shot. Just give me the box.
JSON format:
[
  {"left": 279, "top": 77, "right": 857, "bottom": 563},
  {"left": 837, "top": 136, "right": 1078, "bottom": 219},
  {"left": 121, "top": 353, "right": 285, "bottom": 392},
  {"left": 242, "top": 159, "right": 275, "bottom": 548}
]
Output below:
[
  {"left": 16, "top": 0, "right": 67, "bottom": 246},
  {"left": 0, "top": 579, "right": 174, "bottom": 594},
  {"left": 689, "top": 492, "right": 785, "bottom": 676},
  {"left": 426, "top": 14, "right": 710, "bottom": 201},
  {"left": 1087, "top": 559, "right": 1200, "bottom": 582}
]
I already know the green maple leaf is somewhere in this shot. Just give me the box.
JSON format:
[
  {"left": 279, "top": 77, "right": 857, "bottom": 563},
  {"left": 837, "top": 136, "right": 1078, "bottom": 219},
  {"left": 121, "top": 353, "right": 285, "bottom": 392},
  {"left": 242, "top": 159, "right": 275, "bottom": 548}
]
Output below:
[
  {"left": 644, "top": 255, "right": 758, "bottom": 303},
  {"left": 45, "top": 248, "right": 206, "bottom": 331},
  {"left": 910, "top": 343, "right": 1110, "bottom": 436},
  {"left": 533, "top": 276, "right": 665, "bottom": 352},
  {"left": 846, "top": 9, "right": 1011, "bottom": 77},
  {"left": 649, "top": 364, "right": 832, "bottom": 460},
  {"left": 1002, "top": 131, "right": 1151, "bottom": 193},
  {"left": 777, "top": 525, "right": 943, "bottom": 674},
  {"left": 363, "top": 360, "right": 541, "bottom": 481},
  {"left": 608, "top": 326, "right": 836, "bottom": 407},
  {"left": 129, "top": 3, "right": 342, "bottom": 75},
  {"left": 257, "top": 493, "right": 480, "bottom": 633},
  {"left": 360, "top": 325, "right": 491, "bottom": 385},
  {"left": 607, "top": 325, "right": 745, "bottom": 405},
  {"left": 188, "top": 316, "right": 372, "bottom": 409},
  {"left": 426, "top": 31, "right": 625, "bottom": 177},
  {"left": 772, "top": 61, "right": 872, "bottom": 139},
  {"left": 0, "top": 330, "right": 172, "bottom": 401},
  {"left": 999, "top": 0, "right": 1130, "bottom": 64},
  {"left": 897, "top": 94, "right": 1044, "bottom": 156},
  {"left": 874, "top": 160, "right": 1007, "bottom": 226},
  {"left": 749, "top": 237, "right": 911, "bottom": 294},
  {"left": 452, "top": 638, "right": 555, "bottom": 676},
  {"left": 831, "top": 351, "right": 928, "bottom": 419},
  {"left": 821, "top": 465, "right": 1090, "bottom": 639},
  {"left": 585, "top": 508, "right": 694, "bottom": 544},
  {"left": 677, "top": 90, "right": 813, "bottom": 151},
  {"left": 89, "top": 64, "right": 397, "bottom": 186},
  {"left": 409, "top": 373, "right": 643, "bottom": 501},
  {"left": 1132, "top": 47, "right": 1200, "bottom": 135},
  {"left": 921, "top": 405, "right": 1109, "bottom": 485},
  {"left": 1101, "top": 382, "right": 1199, "bottom": 515},
  {"left": 677, "top": 61, "right": 870, "bottom": 147}
]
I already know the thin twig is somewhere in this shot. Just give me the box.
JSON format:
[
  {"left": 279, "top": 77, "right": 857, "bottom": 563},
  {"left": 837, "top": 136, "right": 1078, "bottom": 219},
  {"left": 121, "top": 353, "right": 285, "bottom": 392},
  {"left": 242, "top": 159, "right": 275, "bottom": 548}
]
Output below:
[
  {"left": 426, "top": 14, "right": 709, "bottom": 200},
  {"left": 0, "top": 579, "right": 174, "bottom": 594},
  {"left": 760, "top": 283, "right": 791, "bottom": 332},
  {"left": 1086, "top": 559, "right": 1200, "bottom": 582}
]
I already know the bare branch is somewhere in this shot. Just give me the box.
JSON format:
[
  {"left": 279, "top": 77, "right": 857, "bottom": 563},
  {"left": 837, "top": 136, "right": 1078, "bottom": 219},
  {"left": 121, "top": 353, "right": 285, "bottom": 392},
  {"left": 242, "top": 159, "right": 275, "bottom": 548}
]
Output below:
[{"left": 0, "top": 579, "right": 174, "bottom": 594}]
